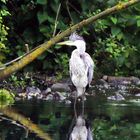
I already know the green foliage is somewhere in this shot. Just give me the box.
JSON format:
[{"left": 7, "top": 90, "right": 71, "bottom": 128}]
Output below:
[
  {"left": 91, "top": 3, "right": 140, "bottom": 76},
  {"left": 0, "top": 89, "right": 15, "bottom": 108},
  {"left": 2, "top": 0, "right": 140, "bottom": 77},
  {"left": 9, "top": 74, "right": 27, "bottom": 88},
  {"left": 55, "top": 53, "right": 69, "bottom": 80},
  {"left": 0, "top": 0, "right": 10, "bottom": 65}
]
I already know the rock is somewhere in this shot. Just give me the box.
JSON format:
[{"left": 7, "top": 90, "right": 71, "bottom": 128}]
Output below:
[
  {"left": 27, "top": 95, "right": 32, "bottom": 100},
  {"left": 131, "top": 76, "right": 140, "bottom": 85},
  {"left": 70, "top": 91, "right": 77, "bottom": 98},
  {"left": 45, "top": 94, "right": 53, "bottom": 100},
  {"left": 51, "top": 83, "right": 71, "bottom": 92},
  {"left": 26, "top": 86, "right": 41, "bottom": 99},
  {"left": 42, "top": 88, "right": 52, "bottom": 95},
  {"left": 18, "top": 92, "right": 27, "bottom": 99},
  {"left": 26, "top": 86, "right": 41, "bottom": 95},
  {"left": 65, "top": 100, "right": 71, "bottom": 104},
  {"left": 135, "top": 93, "right": 140, "bottom": 97},
  {"left": 107, "top": 93, "right": 125, "bottom": 101},
  {"left": 37, "top": 94, "right": 43, "bottom": 99},
  {"left": 96, "top": 79, "right": 108, "bottom": 85},
  {"left": 103, "top": 75, "right": 140, "bottom": 85},
  {"left": 55, "top": 92, "right": 66, "bottom": 101}
]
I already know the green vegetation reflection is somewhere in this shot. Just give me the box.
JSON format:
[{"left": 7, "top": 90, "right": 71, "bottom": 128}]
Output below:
[{"left": 0, "top": 107, "right": 52, "bottom": 140}]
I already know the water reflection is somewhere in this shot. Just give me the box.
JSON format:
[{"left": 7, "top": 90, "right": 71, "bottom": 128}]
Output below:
[
  {"left": 0, "top": 94, "right": 140, "bottom": 139},
  {"left": 0, "top": 107, "right": 52, "bottom": 140},
  {"left": 69, "top": 115, "right": 93, "bottom": 140}
]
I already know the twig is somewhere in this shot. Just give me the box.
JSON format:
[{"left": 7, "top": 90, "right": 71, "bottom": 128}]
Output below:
[
  {"left": 68, "top": 2, "right": 81, "bottom": 15},
  {"left": 0, "top": 43, "right": 41, "bottom": 70},
  {"left": 53, "top": 3, "right": 61, "bottom": 37},
  {"left": 0, "top": 115, "right": 27, "bottom": 130},
  {"left": 66, "top": 0, "right": 74, "bottom": 24}
]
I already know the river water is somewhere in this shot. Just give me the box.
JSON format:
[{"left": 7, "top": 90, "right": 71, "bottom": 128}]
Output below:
[{"left": 0, "top": 88, "right": 140, "bottom": 140}]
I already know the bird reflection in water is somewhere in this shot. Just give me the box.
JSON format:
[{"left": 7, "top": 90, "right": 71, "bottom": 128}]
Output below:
[{"left": 69, "top": 115, "right": 93, "bottom": 140}]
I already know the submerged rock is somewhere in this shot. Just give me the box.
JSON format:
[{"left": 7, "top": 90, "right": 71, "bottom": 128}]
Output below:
[
  {"left": 65, "top": 100, "right": 71, "bottom": 104},
  {"left": 135, "top": 93, "right": 140, "bottom": 97},
  {"left": 107, "top": 93, "right": 125, "bottom": 101}
]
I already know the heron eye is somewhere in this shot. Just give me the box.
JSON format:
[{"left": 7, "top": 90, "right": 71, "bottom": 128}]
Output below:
[{"left": 80, "top": 54, "right": 83, "bottom": 58}]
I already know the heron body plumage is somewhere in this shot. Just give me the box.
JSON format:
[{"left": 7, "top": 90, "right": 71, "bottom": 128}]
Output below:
[
  {"left": 57, "top": 32, "right": 94, "bottom": 117},
  {"left": 69, "top": 40, "right": 94, "bottom": 97},
  {"left": 70, "top": 50, "right": 88, "bottom": 97}
]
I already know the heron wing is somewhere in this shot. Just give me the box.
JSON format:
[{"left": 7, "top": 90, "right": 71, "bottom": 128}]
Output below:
[
  {"left": 69, "top": 59, "right": 72, "bottom": 79},
  {"left": 84, "top": 53, "right": 94, "bottom": 85}
]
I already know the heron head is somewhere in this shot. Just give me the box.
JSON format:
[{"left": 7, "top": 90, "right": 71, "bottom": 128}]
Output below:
[
  {"left": 57, "top": 32, "right": 86, "bottom": 53},
  {"left": 57, "top": 40, "right": 85, "bottom": 47}
]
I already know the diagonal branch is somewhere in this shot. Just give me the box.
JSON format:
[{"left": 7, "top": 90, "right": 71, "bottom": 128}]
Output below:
[{"left": 0, "top": 0, "right": 139, "bottom": 80}]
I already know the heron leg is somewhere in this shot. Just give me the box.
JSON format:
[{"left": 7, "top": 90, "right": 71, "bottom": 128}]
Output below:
[
  {"left": 82, "top": 94, "right": 85, "bottom": 117},
  {"left": 74, "top": 94, "right": 77, "bottom": 119}
]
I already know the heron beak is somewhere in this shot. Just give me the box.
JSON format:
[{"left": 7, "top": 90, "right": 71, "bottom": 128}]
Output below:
[{"left": 57, "top": 40, "right": 74, "bottom": 46}]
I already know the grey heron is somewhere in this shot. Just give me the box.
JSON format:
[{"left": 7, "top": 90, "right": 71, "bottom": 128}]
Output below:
[{"left": 57, "top": 32, "right": 94, "bottom": 117}]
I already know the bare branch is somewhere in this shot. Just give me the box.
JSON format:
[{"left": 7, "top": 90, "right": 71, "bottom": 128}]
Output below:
[
  {"left": 66, "top": 0, "right": 74, "bottom": 24},
  {"left": 53, "top": 3, "right": 61, "bottom": 37}
]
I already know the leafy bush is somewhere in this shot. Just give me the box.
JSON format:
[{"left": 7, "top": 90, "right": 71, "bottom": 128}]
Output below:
[
  {"left": 0, "top": 89, "right": 15, "bottom": 108},
  {"left": 0, "top": 0, "right": 10, "bottom": 66},
  {"left": 2, "top": 0, "right": 140, "bottom": 77}
]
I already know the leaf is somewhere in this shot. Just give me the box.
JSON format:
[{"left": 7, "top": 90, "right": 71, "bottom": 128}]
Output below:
[
  {"left": 125, "top": 62, "right": 131, "bottom": 68},
  {"left": 39, "top": 25, "right": 52, "bottom": 38},
  {"left": 1, "top": 0, "right": 6, "bottom": 3},
  {"left": 17, "top": 50, "right": 24, "bottom": 56},
  {"left": 0, "top": 53, "right": 6, "bottom": 61},
  {"left": 117, "top": 56, "right": 125, "bottom": 66},
  {"left": 137, "top": 20, "right": 140, "bottom": 27},
  {"left": 54, "top": 45, "right": 62, "bottom": 49},
  {"left": 111, "top": 27, "right": 121, "bottom": 36},
  {"left": 110, "top": 17, "right": 117, "bottom": 24},
  {"left": 36, "top": 0, "right": 47, "bottom": 5},
  {"left": 124, "top": 51, "right": 129, "bottom": 58},
  {"left": 37, "top": 53, "right": 47, "bottom": 60},
  {"left": 117, "top": 32, "right": 123, "bottom": 40},
  {"left": 37, "top": 11, "right": 48, "bottom": 24},
  {"left": 107, "top": 0, "right": 116, "bottom": 6}
]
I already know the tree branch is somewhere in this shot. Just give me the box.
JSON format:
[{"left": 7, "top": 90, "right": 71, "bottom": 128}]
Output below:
[{"left": 0, "top": 0, "right": 139, "bottom": 80}]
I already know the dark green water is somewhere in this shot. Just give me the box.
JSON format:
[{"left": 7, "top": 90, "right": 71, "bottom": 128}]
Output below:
[{"left": 0, "top": 94, "right": 140, "bottom": 140}]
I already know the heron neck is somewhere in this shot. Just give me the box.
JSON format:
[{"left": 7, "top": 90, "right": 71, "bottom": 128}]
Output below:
[{"left": 77, "top": 44, "right": 86, "bottom": 54}]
